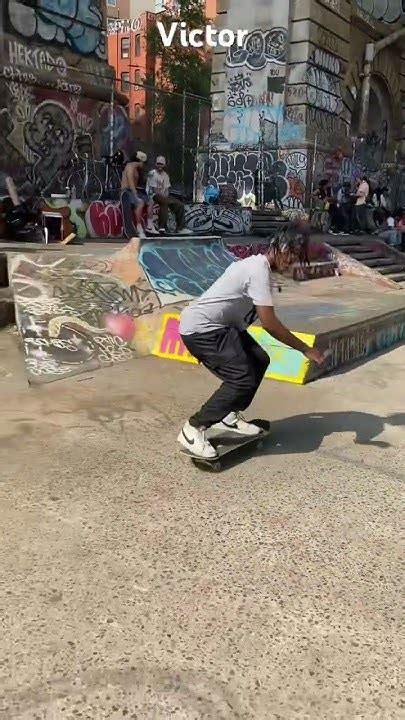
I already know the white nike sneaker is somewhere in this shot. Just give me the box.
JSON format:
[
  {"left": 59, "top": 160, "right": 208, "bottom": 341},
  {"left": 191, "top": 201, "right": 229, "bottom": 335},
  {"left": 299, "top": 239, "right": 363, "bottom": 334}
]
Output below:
[
  {"left": 136, "top": 224, "right": 146, "bottom": 239},
  {"left": 216, "top": 412, "right": 263, "bottom": 436},
  {"left": 146, "top": 223, "right": 159, "bottom": 235},
  {"left": 177, "top": 421, "right": 218, "bottom": 458},
  {"left": 178, "top": 228, "right": 193, "bottom": 236}
]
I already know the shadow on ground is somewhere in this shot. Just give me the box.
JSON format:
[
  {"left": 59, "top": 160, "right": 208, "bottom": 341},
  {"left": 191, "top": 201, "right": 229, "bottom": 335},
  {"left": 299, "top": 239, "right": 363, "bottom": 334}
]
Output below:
[
  {"left": 202, "top": 412, "right": 405, "bottom": 474},
  {"left": 262, "top": 411, "right": 405, "bottom": 455},
  {"left": 198, "top": 411, "right": 405, "bottom": 474}
]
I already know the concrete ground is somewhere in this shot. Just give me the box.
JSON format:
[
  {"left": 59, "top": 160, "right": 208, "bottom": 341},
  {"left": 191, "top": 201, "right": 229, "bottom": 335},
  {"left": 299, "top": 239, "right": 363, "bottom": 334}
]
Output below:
[{"left": 0, "top": 330, "right": 403, "bottom": 719}]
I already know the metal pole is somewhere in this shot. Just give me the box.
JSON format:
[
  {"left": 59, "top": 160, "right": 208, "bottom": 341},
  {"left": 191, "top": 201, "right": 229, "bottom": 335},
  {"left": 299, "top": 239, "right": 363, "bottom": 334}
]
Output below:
[
  {"left": 151, "top": 87, "right": 155, "bottom": 144},
  {"left": 194, "top": 99, "right": 202, "bottom": 202},
  {"left": 358, "top": 44, "right": 373, "bottom": 138},
  {"left": 258, "top": 112, "right": 264, "bottom": 209},
  {"left": 110, "top": 9, "right": 120, "bottom": 159},
  {"left": 310, "top": 132, "right": 318, "bottom": 211},
  {"left": 109, "top": 75, "right": 115, "bottom": 159},
  {"left": 358, "top": 28, "right": 405, "bottom": 137},
  {"left": 182, "top": 88, "right": 186, "bottom": 193}
]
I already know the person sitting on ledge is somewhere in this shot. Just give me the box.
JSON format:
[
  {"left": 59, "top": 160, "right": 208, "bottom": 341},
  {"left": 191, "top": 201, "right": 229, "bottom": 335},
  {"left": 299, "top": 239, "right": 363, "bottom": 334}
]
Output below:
[
  {"left": 147, "top": 157, "right": 192, "bottom": 235},
  {"left": 379, "top": 211, "right": 401, "bottom": 248}
]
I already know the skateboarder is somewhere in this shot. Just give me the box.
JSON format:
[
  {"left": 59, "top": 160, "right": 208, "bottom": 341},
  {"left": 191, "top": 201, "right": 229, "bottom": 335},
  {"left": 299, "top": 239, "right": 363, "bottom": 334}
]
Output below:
[
  {"left": 177, "top": 222, "right": 327, "bottom": 458},
  {"left": 121, "top": 151, "right": 158, "bottom": 239},
  {"left": 147, "top": 156, "right": 192, "bottom": 235}
]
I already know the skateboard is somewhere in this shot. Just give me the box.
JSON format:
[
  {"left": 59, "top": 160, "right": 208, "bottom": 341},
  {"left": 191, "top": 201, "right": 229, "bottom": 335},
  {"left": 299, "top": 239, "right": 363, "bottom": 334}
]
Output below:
[{"left": 181, "top": 419, "right": 271, "bottom": 472}]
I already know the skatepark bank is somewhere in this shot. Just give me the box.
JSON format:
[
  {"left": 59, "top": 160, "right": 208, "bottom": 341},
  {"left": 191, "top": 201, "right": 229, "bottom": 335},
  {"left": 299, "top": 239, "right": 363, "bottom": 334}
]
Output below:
[{"left": 3, "top": 237, "right": 405, "bottom": 385}]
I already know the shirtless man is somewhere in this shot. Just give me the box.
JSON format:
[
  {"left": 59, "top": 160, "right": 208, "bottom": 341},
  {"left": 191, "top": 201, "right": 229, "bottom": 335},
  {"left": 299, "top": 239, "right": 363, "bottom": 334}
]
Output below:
[{"left": 121, "top": 151, "right": 157, "bottom": 238}]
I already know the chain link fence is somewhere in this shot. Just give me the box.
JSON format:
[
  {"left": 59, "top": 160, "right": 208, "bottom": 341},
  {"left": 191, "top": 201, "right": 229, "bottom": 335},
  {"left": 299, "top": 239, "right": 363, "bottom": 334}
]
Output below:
[{"left": 131, "top": 81, "right": 211, "bottom": 201}]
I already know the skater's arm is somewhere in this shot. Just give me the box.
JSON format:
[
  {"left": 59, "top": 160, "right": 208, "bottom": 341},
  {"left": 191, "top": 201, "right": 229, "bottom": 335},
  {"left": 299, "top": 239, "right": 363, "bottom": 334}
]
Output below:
[
  {"left": 257, "top": 305, "right": 307, "bottom": 352},
  {"left": 256, "top": 305, "right": 325, "bottom": 365}
]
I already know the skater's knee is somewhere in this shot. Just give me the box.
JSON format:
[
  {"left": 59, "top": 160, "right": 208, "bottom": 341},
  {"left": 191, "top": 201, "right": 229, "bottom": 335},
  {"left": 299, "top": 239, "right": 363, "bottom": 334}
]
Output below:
[{"left": 237, "top": 373, "right": 261, "bottom": 393}]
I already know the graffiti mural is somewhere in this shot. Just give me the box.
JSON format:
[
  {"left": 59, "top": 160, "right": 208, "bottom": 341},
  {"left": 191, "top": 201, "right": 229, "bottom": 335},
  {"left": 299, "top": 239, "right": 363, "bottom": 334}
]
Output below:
[
  {"left": 356, "top": 0, "right": 404, "bottom": 23},
  {"left": 226, "top": 28, "right": 287, "bottom": 70},
  {"left": 306, "top": 106, "right": 349, "bottom": 146},
  {"left": 227, "top": 72, "right": 253, "bottom": 108},
  {"left": 25, "top": 101, "right": 75, "bottom": 190},
  {"left": 7, "top": 0, "right": 106, "bottom": 59},
  {"left": 86, "top": 201, "right": 124, "bottom": 239},
  {"left": 208, "top": 149, "right": 308, "bottom": 208},
  {"left": 209, "top": 151, "right": 268, "bottom": 200},
  {"left": 219, "top": 0, "right": 290, "bottom": 146},
  {"left": 184, "top": 204, "right": 252, "bottom": 235},
  {"left": 0, "top": 0, "right": 128, "bottom": 194},
  {"left": 326, "top": 315, "right": 405, "bottom": 375},
  {"left": 99, "top": 105, "right": 129, "bottom": 158},
  {"left": 35, "top": 200, "right": 251, "bottom": 239},
  {"left": 305, "top": 49, "right": 342, "bottom": 115},
  {"left": 0, "top": 82, "right": 130, "bottom": 194},
  {"left": 152, "top": 313, "right": 315, "bottom": 385},
  {"left": 280, "top": 150, "right": 308, "bottom": 209},
  {"left": 8, "top": 239, "right": 163, "bottom": 384},
  {"left": 139, "top": 240, "right": 235, "bottom": 306},
  {"left": 153, "top": 314, "right": 199, "bottom": 365}
]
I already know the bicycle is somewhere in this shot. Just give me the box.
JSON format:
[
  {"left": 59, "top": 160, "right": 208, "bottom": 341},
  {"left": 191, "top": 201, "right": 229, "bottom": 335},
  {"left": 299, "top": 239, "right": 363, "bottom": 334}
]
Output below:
[
  {"left": 100, "top": 153, "right": 123, "bottom": 199},
  {"left": 66, "top": 152, "right": 103, "bottom": 202}
]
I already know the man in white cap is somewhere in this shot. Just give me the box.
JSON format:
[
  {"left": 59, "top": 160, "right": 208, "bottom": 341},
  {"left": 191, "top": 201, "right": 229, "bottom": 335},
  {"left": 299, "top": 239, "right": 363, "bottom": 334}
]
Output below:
[
  {"left": 121, "top": 151, "right": 158, "bottom": 238},
  {"left": 147, "top": 156, "right": 192, "bottom": 235}
]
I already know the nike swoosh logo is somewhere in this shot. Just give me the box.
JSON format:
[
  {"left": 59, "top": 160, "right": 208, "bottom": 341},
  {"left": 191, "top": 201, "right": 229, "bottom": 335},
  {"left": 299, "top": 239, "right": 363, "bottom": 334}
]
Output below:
[{"left": 182, "top": 429, "right": 195, "bottom": 445}]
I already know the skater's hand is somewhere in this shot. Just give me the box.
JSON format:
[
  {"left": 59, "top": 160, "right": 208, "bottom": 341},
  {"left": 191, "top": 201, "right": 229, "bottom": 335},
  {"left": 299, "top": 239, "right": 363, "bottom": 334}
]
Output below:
[{"left": 304, "top": 348, "right": 328, "bottom": 366}]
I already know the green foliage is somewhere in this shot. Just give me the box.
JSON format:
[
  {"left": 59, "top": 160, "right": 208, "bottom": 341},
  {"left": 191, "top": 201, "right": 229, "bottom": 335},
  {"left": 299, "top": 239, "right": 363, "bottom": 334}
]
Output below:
[
  {"left": 148, "top": 0, "right": 211, "bottom": 96},
  {"left": 146, "top": 0, "right": 211, "bottom": 194}
]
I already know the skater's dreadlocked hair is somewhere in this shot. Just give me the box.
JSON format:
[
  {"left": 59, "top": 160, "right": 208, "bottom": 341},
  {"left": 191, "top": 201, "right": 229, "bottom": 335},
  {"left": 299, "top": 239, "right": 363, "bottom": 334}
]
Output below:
[{"left": 269, "top": 220, "right": 311, "bottom": 267}]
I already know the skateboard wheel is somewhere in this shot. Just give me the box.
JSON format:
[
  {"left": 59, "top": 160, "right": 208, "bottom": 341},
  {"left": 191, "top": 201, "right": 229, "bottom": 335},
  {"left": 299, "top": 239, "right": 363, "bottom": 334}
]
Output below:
[
  {"left": 256, "top": 440, "right": 264, "bottom": 450},
  {"left": 212, "top": 461, "right": 221, "bottom": 473}
]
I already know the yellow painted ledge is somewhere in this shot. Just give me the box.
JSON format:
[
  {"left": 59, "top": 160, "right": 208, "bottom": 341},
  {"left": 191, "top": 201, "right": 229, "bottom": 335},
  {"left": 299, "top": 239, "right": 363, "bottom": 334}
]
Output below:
[{"left": 152, "top": 313, "right": 316, "bottom": 385}]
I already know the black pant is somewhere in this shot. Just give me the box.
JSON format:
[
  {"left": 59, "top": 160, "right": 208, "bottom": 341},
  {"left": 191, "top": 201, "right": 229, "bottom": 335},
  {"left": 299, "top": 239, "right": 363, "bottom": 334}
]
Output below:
[
  {"left": 181, "top": 327, "right": 270, "bottom": 428},
  {"left": 355, "top": 205, "right": 367, "bottom": 231},
  {"left": 340, "top": 204, "right": 352, "bottom": 233},
  {"left": 155, "top": 194, "right": 185, "bottom": 230}
]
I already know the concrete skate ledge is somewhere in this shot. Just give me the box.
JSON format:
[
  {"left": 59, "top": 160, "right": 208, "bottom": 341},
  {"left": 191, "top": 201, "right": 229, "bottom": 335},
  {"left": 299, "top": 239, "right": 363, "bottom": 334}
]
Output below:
[{"left": 151, "top": 304, "right": 405, "bottom": 385}]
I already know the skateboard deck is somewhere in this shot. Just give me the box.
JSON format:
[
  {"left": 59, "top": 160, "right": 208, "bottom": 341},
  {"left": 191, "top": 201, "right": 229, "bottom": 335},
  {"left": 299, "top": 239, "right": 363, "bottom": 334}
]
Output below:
[{"left": 181, "top": 419, "right": 271, "bottom": 472}]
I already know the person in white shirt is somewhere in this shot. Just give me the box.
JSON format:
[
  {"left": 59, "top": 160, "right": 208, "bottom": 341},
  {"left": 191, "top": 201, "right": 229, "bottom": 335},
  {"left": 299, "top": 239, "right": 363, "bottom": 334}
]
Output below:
[
  {"left": 177, "top": 222, "right": 328, "bottom": 459},
  {"left": 379, "top": 212, "right": 400, "bottom": 247},
  {"left": 355, "top": 176, "right": 370, "bottom": 232},
  {"left": 147, "top": 156, "right": 192, "bottom": 235}
]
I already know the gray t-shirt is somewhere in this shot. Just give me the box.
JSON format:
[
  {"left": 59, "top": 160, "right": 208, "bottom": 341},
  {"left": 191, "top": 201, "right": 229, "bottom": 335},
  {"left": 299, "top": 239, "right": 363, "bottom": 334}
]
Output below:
[{"left": 180, "top": 254, "right": 274, "bottom": 335}]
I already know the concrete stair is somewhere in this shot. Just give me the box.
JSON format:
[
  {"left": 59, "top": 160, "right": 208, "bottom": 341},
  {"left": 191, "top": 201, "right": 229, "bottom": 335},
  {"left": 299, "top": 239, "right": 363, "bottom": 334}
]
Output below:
[
  {"left": 326, "top": 235, "right": 405, "bottom": 285},
  {"left": 251, "top": 210, "right": 288, "bottom": 236}
]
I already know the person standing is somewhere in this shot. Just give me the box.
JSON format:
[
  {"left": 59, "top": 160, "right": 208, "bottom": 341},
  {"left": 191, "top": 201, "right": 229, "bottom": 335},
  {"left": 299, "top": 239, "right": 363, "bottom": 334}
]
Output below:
[
  {"left": 312, "top": 179, "right": 332, "bottom": 233},
  {"left": 336, "top": 181, "right": 353, "bottom": 235},
  {"left": 147, "top": 157, "right": 192, "bottom": 235},
  {"left": 354, "top": 176, "right": 370, "bottom": 233},
  {"left": 121, "top": 151, "right": 158, "bottom": 239},
  {"left": 177, "top": 222, "right": 327, "bottom": 459}
]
